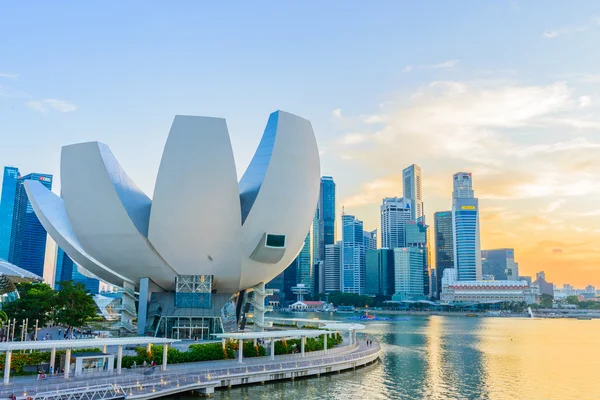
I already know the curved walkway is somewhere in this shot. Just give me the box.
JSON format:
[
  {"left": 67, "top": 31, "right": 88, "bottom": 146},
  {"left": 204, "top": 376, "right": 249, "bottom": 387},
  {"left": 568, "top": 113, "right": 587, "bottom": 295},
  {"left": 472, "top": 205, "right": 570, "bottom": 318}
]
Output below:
[{"left": 0, "top": 340, "right": 380, "bottom": 399}]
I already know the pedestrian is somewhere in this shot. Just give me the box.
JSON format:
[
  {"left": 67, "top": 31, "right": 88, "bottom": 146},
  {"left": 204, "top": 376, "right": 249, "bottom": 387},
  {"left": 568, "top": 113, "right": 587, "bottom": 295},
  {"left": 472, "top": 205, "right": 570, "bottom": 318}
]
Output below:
[
  {"left": 133, "top": 360, "right": 137, "bottom": 369},
  {"left": 49, "top": 366, "right": 53, "bottom": 375},
  {"left": 143, "top": 360, "right": 147, "bottom": 368}
]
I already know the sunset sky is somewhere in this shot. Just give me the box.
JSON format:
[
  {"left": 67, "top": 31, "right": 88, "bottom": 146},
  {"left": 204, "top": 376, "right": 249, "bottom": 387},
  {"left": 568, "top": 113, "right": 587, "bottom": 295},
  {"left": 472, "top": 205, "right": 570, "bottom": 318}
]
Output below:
[{"left": 1, "top": 2, "right": 599, "bottom": 286}]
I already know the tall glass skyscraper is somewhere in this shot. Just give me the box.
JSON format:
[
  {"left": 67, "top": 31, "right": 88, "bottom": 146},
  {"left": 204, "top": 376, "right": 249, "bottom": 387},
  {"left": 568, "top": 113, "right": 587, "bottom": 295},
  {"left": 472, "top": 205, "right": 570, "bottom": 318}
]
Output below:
[
  {"left": 55, "top": 248, "right": 100, "bottom": 294},
  {"left": 403, "top": 164, "right": 423, "bottom": 220},
  {"left": 365, "top": 248, "right": 394, "bottom": 296},
  {"left": 452, "top": 172, "right": 482, "bottom": 281},
  {"left": 324, "top": 241, "right": 341, "bottom": 293},
  {"left": 406, "top": 219, "right": 430, "bottom": 297},
  {"left": 313, "top": 176, "right": 336, "bottom": 262},
  {"left": 0, "top": 166, "right": 20, "bottom": 260},
  {"left": 8, "top": 173, "right": 53, "bottom": 277},
  {"left": 393, "top": 247, "right": 425, "bottom": 300},
  {"left": 296, "top": 232, "right": 312, "bottom": 290},
  {"left": 434, "top": 211, "right": 454, "bottom": 298},
  {"left": 341, "top": 214, "right": 366, "bottom": 294},
  {"left": 380, "top": 197, "right": 411, "bottom": 248}
]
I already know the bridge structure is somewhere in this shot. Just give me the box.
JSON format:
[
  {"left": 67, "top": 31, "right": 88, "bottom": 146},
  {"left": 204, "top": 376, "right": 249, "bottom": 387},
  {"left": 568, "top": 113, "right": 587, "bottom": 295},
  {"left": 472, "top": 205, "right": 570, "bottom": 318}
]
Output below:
[{"left": 0, "top": 337, "right": 380, "bottom": 400}]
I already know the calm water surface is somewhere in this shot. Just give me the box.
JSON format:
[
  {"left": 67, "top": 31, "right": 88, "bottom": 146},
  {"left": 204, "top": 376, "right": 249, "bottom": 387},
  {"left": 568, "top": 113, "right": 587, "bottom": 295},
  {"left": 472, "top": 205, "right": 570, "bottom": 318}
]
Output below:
[{"left": 172, "top": 313, "right": 600, "bottom": 400}]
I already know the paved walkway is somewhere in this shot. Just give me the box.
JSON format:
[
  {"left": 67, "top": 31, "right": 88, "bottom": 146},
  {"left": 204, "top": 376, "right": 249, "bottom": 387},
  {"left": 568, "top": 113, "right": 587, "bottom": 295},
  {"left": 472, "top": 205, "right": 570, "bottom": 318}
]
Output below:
[{"left": 0, "top": 339, "right": 378, "bottom": 398}]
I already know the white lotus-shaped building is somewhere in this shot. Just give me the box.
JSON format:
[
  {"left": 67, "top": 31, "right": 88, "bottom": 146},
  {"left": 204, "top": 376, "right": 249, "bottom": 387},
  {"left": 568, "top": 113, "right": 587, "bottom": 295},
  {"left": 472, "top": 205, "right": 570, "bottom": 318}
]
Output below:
[{"left": 25, "top": 110, "right": 319, "bottom": 333}]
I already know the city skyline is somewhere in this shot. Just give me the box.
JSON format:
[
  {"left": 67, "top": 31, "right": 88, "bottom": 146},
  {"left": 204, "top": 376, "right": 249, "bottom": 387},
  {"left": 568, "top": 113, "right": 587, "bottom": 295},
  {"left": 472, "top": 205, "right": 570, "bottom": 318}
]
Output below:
[{"left": 1, "top": 2, "right": 600, "bottom": 286}]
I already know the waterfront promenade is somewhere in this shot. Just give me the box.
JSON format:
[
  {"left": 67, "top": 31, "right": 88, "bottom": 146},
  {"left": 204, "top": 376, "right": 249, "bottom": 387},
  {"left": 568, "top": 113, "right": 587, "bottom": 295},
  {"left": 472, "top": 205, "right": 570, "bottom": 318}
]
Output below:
[{"left": 0, "top": 339, "right": 380, "bottom": 399}]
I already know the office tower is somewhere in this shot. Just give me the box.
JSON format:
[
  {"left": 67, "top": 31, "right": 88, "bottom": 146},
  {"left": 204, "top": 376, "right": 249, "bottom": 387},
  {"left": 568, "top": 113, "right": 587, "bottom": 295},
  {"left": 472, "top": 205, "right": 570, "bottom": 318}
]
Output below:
[
  {"left": 8, "top": 173, "right": 53, "bottom": 276},
  {"left": 429, "top": 269, "right": 438, "bottom": 300},
  {"left": 324, "top": 241, "right": 341, "bottom": 293},
  {"left": 311, "top": 208, "right": 319, "bottom": 266},
  {"left": 393, "top": 247, "right": 425, "bottom": 300},
  {"left": 434, "top": 211, "right": 454, "bottom": 298},
  {"left": 452, "top": 172, "right": 482, "bottom": 281},
  {"left": 0, "top": 166, "right": 20, "bottom": 260},
  {"left": 380, "top": 197, "right": 411, "bottom": 249},
  {"left": 364, "top": 229, "right": 377, "bottom": 250},
  {"left": 533, "top": 271, "right": 554, "bottom": 297},
  {"left": 341, "top": 214, "right": 366, "bottom": 294},
  {"left": 313, "top": 261, "right": 325, "bottom": 295},
  {"left": 403, "top": 164, "right": 423, "bottom": 220},
  {"left": 452, "top": 172, "right": 474, "bottom": 199},
  {"left": 366, "top": 248, "right": 394, "bottom": 296},
  {"left": 296, "top": 232, "right": 312, "bottom": 292},
  {"left": 406, "top": 219, "right": 430, "bottom": 297},
  {"left": 312, "top": 177, "right": 336, "bottom": 263},
  {"left": 481, "top": 248, "right": 519, "bottom": 281},
  {"left": 55, "top": 248, "right": 100, "bottom": 294}
]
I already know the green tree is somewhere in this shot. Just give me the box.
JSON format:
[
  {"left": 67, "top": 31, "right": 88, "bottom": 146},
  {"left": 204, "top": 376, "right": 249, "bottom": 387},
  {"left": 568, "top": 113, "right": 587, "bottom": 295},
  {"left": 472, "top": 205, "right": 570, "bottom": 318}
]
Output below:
[
  {"left": 565, "top": 295, "right": 580, "bottom": 305},
  {"left": 539, "top": 293, "right": 553, "bottom": 308},
  {"left": 3, "top": 282, "right": 56, "bottom": 329},
  {"left": 54, "top": 281, "right": 97, "bottom": 329}
]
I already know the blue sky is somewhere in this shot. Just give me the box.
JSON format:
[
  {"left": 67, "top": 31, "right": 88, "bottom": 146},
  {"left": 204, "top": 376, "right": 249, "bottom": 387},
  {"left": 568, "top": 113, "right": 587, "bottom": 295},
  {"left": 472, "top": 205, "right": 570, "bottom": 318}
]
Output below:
[{"left": 1, "top": 1, "right": 600, "bottom": 285}]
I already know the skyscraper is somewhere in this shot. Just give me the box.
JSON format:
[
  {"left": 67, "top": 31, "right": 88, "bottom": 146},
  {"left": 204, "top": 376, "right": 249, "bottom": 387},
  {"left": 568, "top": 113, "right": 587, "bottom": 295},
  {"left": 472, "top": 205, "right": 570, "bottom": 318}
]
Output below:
[
  {"left": 434, "top": 211, "right": 454, "bottom": 298},
  {"left": 363, "top": 229, "right": 377, "bottom": 250},
  {"left": 452, "top": 172, "right": 482, "bottom": 281},
  {"left": 296, "top": 232, "right": 312, "bottom": 292},
  {"left": 55, "top": 248, "right": 100, "bottom": 294},
  {"left": 481, "top": 248, "right": 519, "bottom": 281},
  {"left": 324, "top": 241, "right": 341, "bottom": 293},
  {"left": 380, "top": 197, "right": 411, "bottom": 249},
  {"left": 313, "top": 176, "right": 336, "bottom": 263},
  {"left": 365, "top": 248, "right": 394, "bottom": 297},
  {"left": 403, "top": 164, "right": 423, "bottom": 220},
  {"left": 0, "top": 166, "right": 20, "bottom": 260},
  {"left": 393, "top": 247, "right": 425, "bottom": 300},
  {"left": 8, "top": 173, "right": 53, "bottom": 277},
  {"left": 406, "top": 219, "right": 430, "bottom": 297},
  {"left": 341, "top": 214, "right": 366, "bottom": 294}
]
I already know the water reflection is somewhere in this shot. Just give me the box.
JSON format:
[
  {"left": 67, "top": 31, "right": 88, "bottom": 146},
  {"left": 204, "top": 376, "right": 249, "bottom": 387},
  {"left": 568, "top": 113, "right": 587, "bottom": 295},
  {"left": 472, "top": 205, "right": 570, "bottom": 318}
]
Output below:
[{"left": 166, "top": 314, "right": 600, "bottom": 400}]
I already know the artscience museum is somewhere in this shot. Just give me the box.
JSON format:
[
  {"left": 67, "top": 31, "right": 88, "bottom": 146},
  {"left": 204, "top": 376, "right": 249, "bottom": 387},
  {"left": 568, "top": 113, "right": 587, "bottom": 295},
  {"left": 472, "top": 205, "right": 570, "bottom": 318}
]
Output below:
[{"left": 25, "top": 110, "right": 320, "bottom": 338}]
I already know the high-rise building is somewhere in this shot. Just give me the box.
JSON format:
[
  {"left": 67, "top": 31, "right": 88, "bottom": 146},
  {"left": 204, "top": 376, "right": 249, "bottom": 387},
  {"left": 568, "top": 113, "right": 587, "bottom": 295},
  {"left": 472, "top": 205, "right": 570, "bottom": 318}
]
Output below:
[
  {"left": 452, "top": 172, "right": 482, "bottom": 281},
  {"left": 313, "top": 260, "right": 325, "bottom": 295},
  {"left": 380, "top": 197, "right": 411, "bottom": 249},
  {"left": 363, "top": 229, "right": 377, "bottom": 250},
  {"left": 393, "top": 247, "right": 425, "bottom": 300},
  {"left": 406, "top": 219, "right": 430, "bottom": 297},
  {"left": 341, "top": 214, "right": 366, "bottom": 294},
  {"left": 481, "top": 248, "right": 519, "bottom": 281},
  {"left": 434, "top": 211, "right": 454, "bottom": 298},
  {"left": 55, "top": 248, "right": 100, "bottom": 294},
  {"left": 452, "top": 171, "right": 474, "bottom": 199},
  {"left": 366, "top": 248, "right": 394, "bottom": 297},
  {"left": 324, "top": 241, "right": 341, "bottom": 293},
  {"left": 403, "top": 164, "right": 423, "bottom": 220},
  {"left": 296, "top": 232, "right": 312, "bottom": 292},
  {"left": 8, "top": 173, "right": 53, "bottom": 277},
  {"left": 0, "top": 166, "right": 20, "bottom": 260},
  {"left": 317, "top": 177, "right": 336, "bottom": 261}
]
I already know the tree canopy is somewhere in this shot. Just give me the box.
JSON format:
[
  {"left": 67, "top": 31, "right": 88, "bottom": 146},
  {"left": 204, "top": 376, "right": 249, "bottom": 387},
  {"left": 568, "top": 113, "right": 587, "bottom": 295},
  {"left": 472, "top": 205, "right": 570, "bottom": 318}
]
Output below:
[
  {"left": 2, "top": 281, "right": 97, "bottom": 332},
  {"left": 54, "top": 281, "right": 98, "bottom": 329}
]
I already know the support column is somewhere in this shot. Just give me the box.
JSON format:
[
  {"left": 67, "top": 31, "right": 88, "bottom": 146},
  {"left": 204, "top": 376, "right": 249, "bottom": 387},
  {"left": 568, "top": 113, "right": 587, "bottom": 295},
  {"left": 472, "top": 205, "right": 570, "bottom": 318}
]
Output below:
[
  {"left": 253, "top": 338, "right": 257, "bottom": 347},
  {"left": 301, "top": 336, "right": 305, "bottom": 357},
  {"left": 222, "top": 338, "right": 226, "bottom": 350},
  {"left": 324, "top": 334, "right": 327, "bottom": 351},
  {"left": 103, "top": 345, "right": 107, "bottom": 353},
  {"left": 270, "top": 338, "right": 275, "bottom": 360},
  {"left": 146, "top": 343, "right": 152, "bottom": 353},
  {"left": 3, "top": 350, "right": 11, "bottom": 384},
  {"left": 64, "top": 348, "right": 71, "bottom": 379},
  {"left": 50, "top": 347, "right": 56, "bottom": 374},
  {"left": 162, "top": 343, "right": 168, "bottom": 371},
  {"left": 137, "top": 278, "right": 150, "bottom": 336},
  {"left": 238, "top": 339, "right": 243, "bottom": 363},
  {"left": 117, "top": 345, "right": 123, "bottom": 374}
]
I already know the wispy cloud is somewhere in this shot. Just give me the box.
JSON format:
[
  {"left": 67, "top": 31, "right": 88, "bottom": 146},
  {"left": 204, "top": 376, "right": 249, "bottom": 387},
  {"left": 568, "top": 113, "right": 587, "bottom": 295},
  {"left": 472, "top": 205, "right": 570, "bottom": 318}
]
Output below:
[
  {"left": 402, "top": 60, "right": 459, "bottom": 73},
  {"left": 0, "top": 72, "right": 19, "bottom": 79},
  {"left": 26, "top": 99, "right": 78, "bottom": 113},
  {"left": 543, "top": 16, "right": 600, "bottom": 39}
]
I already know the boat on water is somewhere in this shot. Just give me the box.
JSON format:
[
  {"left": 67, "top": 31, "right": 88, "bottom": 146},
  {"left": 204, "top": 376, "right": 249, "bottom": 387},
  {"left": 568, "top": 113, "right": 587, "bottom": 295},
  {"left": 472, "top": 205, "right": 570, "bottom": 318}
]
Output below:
[
  {"left": 465, "top": 313, "right": 478, "bottom": 317},
  {"left": 577, "top": 316, "right": 592, "bottom": 320},
  {"left": 336, "top": 306, "right": 356, "bottom": 313}
]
